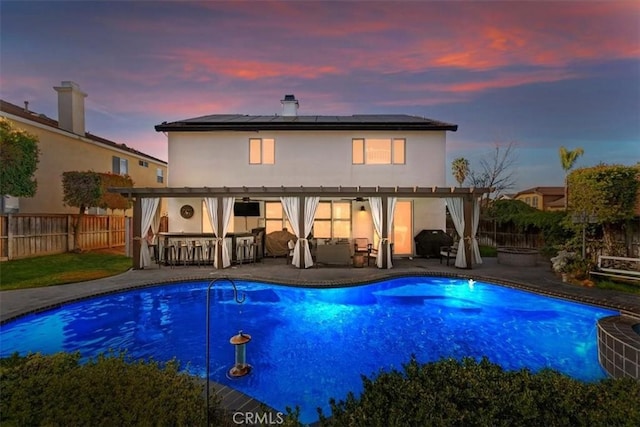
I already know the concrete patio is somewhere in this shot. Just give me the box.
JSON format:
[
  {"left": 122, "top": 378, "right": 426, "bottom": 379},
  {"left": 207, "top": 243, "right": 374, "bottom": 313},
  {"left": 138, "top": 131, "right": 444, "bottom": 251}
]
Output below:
[{"left": 2, "top": 255, "right": 639, "bottom": 323}]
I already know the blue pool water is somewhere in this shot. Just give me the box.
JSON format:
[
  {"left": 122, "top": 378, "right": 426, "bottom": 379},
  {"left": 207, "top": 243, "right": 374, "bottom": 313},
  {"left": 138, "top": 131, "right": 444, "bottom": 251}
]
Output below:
[{"left": 0, "top": 277, "right": 617, "bottom": 423}]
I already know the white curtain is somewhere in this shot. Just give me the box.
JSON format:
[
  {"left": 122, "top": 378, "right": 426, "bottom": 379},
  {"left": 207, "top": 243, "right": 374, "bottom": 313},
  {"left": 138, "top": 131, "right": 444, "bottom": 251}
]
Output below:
[
  {"left": 204, "top": 197, "right": 235, "bottom": 268},
  {"left": 445, "top": 197, "right": 467, "bottom": 268},
  {"left": 472, "top": 196, "right": 482, "bottom": 265},
  {"left": 150, "top": 203, "right": 162, "bottom": 245},
  {"left": 280, "top": 197, "right": 319, "bottom": 268},
  {"left": 139, "top": 198, "right": 160, "bottom": 268},
  {"left": 302, "top": 197, "right": 319, "bottom": 268},
  {"left": 369, "top": 197, "right": 396, "bottom": 269}
]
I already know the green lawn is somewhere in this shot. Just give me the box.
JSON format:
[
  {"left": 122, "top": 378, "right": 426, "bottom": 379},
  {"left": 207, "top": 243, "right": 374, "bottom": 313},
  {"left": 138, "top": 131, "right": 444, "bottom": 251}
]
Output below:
[
  {"left": 595, "top": 279, "right": 640, "bottom": 295},
  {"left": 479, "top": 245, "right": 497, "bottom": 257},
  {"left": 1, "top": 251, "right": 132, "bottom": 291}
]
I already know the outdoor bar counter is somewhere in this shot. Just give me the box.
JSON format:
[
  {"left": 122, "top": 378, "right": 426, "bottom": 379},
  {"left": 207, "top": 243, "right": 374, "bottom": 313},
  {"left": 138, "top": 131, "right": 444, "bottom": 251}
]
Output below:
[{"left": 158, "top": 232, "right": 256, "bottom": 265}]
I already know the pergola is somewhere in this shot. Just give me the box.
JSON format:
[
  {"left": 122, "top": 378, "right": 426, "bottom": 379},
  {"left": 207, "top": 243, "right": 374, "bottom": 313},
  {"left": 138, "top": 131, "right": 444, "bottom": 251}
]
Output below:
[{"left": 109, "top": 185, "right": 492, "bottom": 270}]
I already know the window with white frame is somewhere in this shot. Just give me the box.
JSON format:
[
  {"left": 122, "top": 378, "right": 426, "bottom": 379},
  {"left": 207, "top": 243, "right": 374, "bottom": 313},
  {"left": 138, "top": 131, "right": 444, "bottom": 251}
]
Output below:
[
  {"left": 156, "top": 168, "right": 164, "bottom": 184},
  {"left": 112, "top": 156, "right": 128, "bottom": 175},
  {"left": 313, "top": 201, "right": 351, "bottom": 239},
  {"left": 249, "top": 138, "right": 275, "bottom": 164},
  {"left": 352, "top": 138, "right": 405, "bottom": 165}
]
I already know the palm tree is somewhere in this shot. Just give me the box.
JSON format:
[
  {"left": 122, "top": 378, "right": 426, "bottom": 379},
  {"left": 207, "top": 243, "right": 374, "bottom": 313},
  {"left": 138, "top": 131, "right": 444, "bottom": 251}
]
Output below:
[
  {"left": 559, "top": 146, "right": 584, "bottom": 210},
  {"left": 451, "top": 157, "right": 470, "bottom": 187}
]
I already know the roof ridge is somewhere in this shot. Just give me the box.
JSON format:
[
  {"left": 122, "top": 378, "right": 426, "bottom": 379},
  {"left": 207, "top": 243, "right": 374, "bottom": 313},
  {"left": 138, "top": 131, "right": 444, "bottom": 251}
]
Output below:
[{"left": 0, "top": 99, "right": 166, "bottom": 164}]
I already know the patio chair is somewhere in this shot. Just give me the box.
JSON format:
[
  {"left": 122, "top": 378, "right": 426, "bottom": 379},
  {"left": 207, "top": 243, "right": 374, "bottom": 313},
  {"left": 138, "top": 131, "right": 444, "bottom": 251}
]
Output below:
[
  {"left": 440, "top": 244, "right": 458, "bottom": 266},
  {"left": 286, "top": 240, "right": 295, "bottom": 264},
  {"left": 354, "top": 238, "right": 376, "bottom": 266}
]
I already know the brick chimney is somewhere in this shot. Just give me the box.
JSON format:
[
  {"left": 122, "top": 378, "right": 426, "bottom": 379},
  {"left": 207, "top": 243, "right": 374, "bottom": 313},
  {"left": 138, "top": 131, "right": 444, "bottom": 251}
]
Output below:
[
  {"left": 281, "top": 94, "right": 299, "bottom": 117},
  {"left": 54, "top": 81, "right": 87, "bottom": 135}
]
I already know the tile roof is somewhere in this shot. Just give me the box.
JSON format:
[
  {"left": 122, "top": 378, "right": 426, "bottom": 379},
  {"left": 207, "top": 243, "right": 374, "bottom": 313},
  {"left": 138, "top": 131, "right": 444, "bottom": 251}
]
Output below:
[
  {"left": 155, "top": 114, "right": 458, "bottom": 132},
  {"left": 0, "top": 100, "right": 166, "bottom": 164},
  {"left": 546, "top": 196, "right": 566, "bottom": 207},
  {"left": 516, "top": 186, "right": 565, "bottom": 197}
]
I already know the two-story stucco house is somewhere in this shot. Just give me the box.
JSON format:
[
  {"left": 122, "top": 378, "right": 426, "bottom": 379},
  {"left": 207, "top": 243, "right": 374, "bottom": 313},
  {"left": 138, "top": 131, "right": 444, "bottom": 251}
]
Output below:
[
  {"left": 117, "top": 95, "right": 486, "bottom": 270},
  {"left": 0, "top": 81, "right": 167, "bottom": 215},
  {"left": 514, "top": 187, "right": 565, "bottom": 211}
]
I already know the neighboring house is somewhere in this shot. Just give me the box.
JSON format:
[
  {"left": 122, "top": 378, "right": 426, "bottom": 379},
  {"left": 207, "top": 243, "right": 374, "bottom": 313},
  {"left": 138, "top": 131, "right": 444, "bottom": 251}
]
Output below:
[
  {"left": 514, "top": 187, "right": 565, "bottom": 211},
  {"left": 497, "top": 193, "right": 516, "bottom": 201},
  {"left": 0, "top": 81, "right": 167, "bottom": 214}
]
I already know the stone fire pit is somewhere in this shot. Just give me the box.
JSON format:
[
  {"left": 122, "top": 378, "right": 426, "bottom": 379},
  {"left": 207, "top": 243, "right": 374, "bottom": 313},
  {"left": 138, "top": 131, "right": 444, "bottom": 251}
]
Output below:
[{"left": 497, "top": 247, "right": 539, "bottom": 267}]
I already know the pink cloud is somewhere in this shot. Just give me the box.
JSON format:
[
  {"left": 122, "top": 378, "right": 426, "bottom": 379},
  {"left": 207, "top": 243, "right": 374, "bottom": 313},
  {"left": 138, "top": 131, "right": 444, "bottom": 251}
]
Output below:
[
  {"left": 165, "top": 49, "right": 341, "bottom": 81},
  {"left": 100, "top": 1, "right": 640, "bottom": 87},
  {"left": 442, "top": 70, "right": 580, "bottom": 94}
]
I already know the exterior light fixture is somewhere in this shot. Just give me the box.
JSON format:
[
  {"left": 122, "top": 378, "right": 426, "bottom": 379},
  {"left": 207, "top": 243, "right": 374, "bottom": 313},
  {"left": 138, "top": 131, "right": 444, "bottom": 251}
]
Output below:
[{"left": 360, "top": 206, "right": 366, "bottom": 212}]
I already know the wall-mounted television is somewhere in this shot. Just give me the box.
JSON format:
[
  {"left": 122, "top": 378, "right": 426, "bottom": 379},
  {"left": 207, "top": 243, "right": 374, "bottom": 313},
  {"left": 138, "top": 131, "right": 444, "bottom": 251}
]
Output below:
[{"left": 234, "top": 201, "right": 261, "bottom": 217}]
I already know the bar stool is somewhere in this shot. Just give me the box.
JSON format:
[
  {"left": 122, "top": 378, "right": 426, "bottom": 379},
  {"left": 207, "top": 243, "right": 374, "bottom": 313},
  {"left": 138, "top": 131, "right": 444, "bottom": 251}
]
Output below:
[
  {"left": 206, "top": 240, "right": 217, "bottom": 265},
  {"left": 150, "top": 242, "right": 161, "bottom": 268},
  {"left": 176, "top": 240, "right": 190, "bottom": 266},
  {"left": 249, "top": 242, "right": 258, "bottom": 264},
  {"left": 190, "top": 240, "right": 204, "bottom": 267},
  {"left": 163, "top": 242, "right": 177, "bottom": 268},
  {"left": 236, "top": 241, "right": 249, "bottom": 265}
]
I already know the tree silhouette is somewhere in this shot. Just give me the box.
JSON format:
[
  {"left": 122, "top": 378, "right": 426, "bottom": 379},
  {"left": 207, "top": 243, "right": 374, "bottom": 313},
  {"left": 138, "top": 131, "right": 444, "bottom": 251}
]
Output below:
[
  {"left": 559, "top": 146, "right": 584, "bottom": 210},
  {"left": 62, "top": 171, "right": 133, "bottom": 251},
  {"left": 0, "top": 118, "right": 40, "bottom": 212},
  {"left": 468, "top": 141, "right": 518, "bottom": 206},
  {"left": 451, "top": 157, "right": 470, "bottom": 187}
]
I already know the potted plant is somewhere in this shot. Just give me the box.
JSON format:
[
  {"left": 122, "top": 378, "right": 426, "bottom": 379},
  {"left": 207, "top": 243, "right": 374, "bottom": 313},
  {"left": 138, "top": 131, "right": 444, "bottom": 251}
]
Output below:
[{"left": 550, "top": 250, "right": 578, "bottom": 282}]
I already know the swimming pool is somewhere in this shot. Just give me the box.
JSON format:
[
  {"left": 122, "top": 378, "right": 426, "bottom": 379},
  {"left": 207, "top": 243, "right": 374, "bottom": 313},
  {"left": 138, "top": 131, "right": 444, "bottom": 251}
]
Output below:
[{"left": 0, "top": 276, "right": 618, "bottom": 423}]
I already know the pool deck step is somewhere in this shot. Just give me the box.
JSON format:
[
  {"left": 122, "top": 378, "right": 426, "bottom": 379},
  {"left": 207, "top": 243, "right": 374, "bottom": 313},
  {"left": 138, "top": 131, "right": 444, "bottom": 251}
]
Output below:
[
  {"left": 211, "top": 381, "right": 287, "bottom": 425},
  {"left": 211, "top": 380, "right": 322, "bottom": 426}
]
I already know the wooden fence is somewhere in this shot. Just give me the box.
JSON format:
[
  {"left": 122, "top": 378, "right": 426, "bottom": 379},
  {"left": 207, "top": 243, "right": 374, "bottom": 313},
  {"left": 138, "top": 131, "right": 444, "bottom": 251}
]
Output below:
[
  {"left": 0, "top": 214, "right": 129, "bottom": 261},
  {"left": 446, "top": 218, "right": 545, "bottom": 250}
]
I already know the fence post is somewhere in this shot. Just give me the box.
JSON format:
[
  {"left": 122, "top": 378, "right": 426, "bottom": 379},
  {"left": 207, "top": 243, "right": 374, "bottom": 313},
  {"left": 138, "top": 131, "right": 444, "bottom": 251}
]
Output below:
[
  {"left": 125, "top": 217, "right": 131, "bottom": 257},
  {"left": 7, "top": 214, "right": 13, "bottom": 260},
  {"left": 66, "top": 215, "right": 74, "bottom": 252},
  {"left": 107, "top": 215, "right": 111, "bottom": 248}
]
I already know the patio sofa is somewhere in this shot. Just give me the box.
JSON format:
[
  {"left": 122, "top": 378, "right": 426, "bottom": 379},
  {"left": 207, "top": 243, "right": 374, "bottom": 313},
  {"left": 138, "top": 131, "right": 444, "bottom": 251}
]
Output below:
[{"left": 315, "top": 242, "right": 352, "bottom": 266}]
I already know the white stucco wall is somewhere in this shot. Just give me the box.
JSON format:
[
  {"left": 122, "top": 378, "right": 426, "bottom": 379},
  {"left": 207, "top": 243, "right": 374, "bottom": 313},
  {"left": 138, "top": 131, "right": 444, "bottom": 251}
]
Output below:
[
  {"left": 167, "top": 129, "right": 449, "bottom": 247},
  {"left": 167, "top": 130, "right": 446, "bottom": 187}
]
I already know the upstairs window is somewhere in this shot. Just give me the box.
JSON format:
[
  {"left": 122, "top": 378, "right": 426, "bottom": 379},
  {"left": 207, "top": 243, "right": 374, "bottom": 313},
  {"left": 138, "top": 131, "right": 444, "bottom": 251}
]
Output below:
[
  {"left": 112, "top": 156, "right": 128, "bottom": 175},
  {"left": 249, "top": 138, "right": 275, "bottom": 164},
  {"left": 138, "top": 160, "right": 149, "bottom": 167},
  {"left": 156, "top": 168, "right": 164, "bottom": 184},
  {"left": 352, "top": 138, "right": 405, "bottom": 164}
]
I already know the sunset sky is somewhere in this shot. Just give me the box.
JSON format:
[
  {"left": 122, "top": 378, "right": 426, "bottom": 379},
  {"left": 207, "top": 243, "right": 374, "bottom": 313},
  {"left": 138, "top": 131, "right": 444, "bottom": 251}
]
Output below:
[{"left": 1, "top": 0, "right": 638, "bottom": 191}]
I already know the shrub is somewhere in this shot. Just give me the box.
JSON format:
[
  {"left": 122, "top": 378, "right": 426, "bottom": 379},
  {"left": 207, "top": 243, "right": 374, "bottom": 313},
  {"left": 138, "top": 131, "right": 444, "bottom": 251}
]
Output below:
[
  {"left": 318, "top": 357, "right": 640, "bottom": 427},
  {"left": 479, "top": 245, "right": 497, "bottom": 257},
  {"left": 550, "top": 250, "right": 579, "bottom": 274},
  {"left": 0, "top": 352, "right": 228, "bottom": 426}
]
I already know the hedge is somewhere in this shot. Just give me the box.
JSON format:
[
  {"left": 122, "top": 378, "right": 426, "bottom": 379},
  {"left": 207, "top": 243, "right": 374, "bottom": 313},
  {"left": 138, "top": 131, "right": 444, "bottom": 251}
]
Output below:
[
  {"left": 318, "top": 357, "right": 640, "bottom": 427},
  {"left": 0, "top": 352, "right": 226, "bottom": 426}
]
